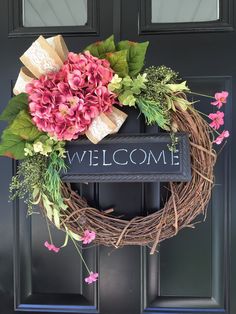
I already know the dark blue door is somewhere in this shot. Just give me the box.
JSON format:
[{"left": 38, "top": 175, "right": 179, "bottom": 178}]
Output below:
[{"left": 0, "top": 1, "right": 235, "bottom": 313}]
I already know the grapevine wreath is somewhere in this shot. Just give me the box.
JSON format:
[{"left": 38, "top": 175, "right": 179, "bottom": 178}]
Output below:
[{"left": 0, "top": 35, "right": 229, "bottom": 284}]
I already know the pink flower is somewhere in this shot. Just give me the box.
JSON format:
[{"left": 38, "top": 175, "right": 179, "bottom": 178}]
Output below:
[
  {"left": 57, "top": 82, "right": 69, "bottom": 94},
  {"left": 27, "top": 51, "right": 117, "bottom": 141},
  {"left": 213, "top": 130, "right": 230, "bottom": 145},
  {"left": 208, "top": 111, "right": 224, "bottom": 130},
  {"left": 85, "top": 272, "right": 99, "bottom": 284},
  {"left": 68, "top": 70, "right": 85, "bottom": 90},
  {"left": 211, "top": 91, "right": 228, "bottom": 109},
  {"left": 83, "top": 105, "right": 100, "bottom": 120},
  {"left": 44, "top": 241, "right": 60, "bottom": 253},
  {"left": 81, "top": 230, "right": 96, "bottom": 244}
]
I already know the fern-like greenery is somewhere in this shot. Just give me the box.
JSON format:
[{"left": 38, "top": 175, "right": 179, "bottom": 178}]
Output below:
[
  {"left": 136, "top": 97, "right": 170, "bottom": 130},
  {"left": 43, "top": 151, "right": 67, "bottom": 210}
]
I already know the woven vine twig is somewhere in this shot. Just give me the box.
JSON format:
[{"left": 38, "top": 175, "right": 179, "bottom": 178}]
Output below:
[{"left": 45, "top": 107, "right": 217, "bottom": 251}]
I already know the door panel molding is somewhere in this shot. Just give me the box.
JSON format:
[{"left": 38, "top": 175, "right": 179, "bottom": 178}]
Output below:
[
  {"left": 141, "top": 76, "right": 231, "bottom": 313},
  {"left": 13, "top": 167, "right": 99, "bottom": 312}
]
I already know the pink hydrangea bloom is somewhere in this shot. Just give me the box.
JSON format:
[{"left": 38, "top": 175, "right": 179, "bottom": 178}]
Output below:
[
  {"left": 85, "top": 272, "right": 99, "bottom": 284},
  {"left": 211, "top": 91, "right": 228, "bottom": 109},
  {"left": 213, "top": 130, "right": 230, "bottom": 145},
  {"left": 44, "top": 241, "right": 60, "bottom": 253},
  {"left": 208, "top": 111, "right": 224, "bottom": 130},
  {"left": 81, "top": 230, "right": 96, "bottom": 244},
  {"left": 26, "top": 52, "right": 117, "bottom": 141}
]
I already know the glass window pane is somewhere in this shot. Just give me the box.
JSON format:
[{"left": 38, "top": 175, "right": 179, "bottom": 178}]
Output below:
[
  {"left": 23, "top": 0, "right": 87, "bottom": 27},
  {"left": 151, "top": 0, "right": 219, "bottom": 23}
]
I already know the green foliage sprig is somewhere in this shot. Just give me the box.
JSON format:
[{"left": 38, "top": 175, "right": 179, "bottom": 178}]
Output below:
[
  {"left": 137, "top": 66, "right": 192, "bottom": 131},
  {"left": 108, "top": 73, "right": 147, "bottom": 106},
  {"left": 10, "top": 150, "right": 67, "bottom": 226},
  {"left": 43, "top": 151, "right": 67, "bottom": 210},
  {"left": 136, "top": 97, "right": 170, "bottom": 130},
  {"left": 9, "top": 154, "right": 47, "bottom": 214}
]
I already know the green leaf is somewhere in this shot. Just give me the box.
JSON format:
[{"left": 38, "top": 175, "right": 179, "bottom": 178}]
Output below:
[
  {"left": 31, "top": 187, "right": 41, "bottom": 204},
  {"left": 61, "top": 232, "right": 69, "bottom": 248},
  {"left": 130, "top": 74, "right": 147, "bottom": 94},
  {"left": 0, "top": 93, "right": 28, "bottom": 122},
  {"left": 117, "top": 40, "right": 149, "bottom": 77},
  {"left": 84, "top": 35, "right": 116, "bottom": 58},
  {"left": 173, "top": 96, "right": 193, "bottom": 111},
  {"left": 53, "top": 207, "right": 61, "bottom": 229},
  {"left": 68, "top": 230, "right": 81, "bottom": 241},
  {"left": 8, "top": 110, "right": 42, "bottom": 141},
  {"left": 42, "top": 195, "right": 53, "bottom": 221},
  {"left": 108, "top": 74, "right": 123, "bottom": 92},
  {"left": 32, "top": 187, "right": 40, "bottom": 200},
  {"left": 118, "top": 90, "right": 136, "bottom": 106},
  {"left": 0, "top": 128, "right": 26, "bottom": 159},
  {"left": 166, "top": 81, "right": 189, "bottom": 93},
  {"left": 106, "top": 50, "right": 129, "bottom": 77},
  {"left": 165, "top": 95, "right": 176, "bottom": 112}
]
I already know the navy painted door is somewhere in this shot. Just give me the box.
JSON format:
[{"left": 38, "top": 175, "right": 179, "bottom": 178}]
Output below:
[{"left": 0, "top": 1, "right": 235, "bottom": 314}]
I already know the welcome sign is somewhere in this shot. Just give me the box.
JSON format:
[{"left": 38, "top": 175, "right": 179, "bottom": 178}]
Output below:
[{"left": 62, "top": 133, "right": 191, "bottom": 182}]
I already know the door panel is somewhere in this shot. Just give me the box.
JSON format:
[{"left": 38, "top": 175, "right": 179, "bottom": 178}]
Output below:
[
  {"left": 0, "top": 0, "right": 235, "bottom": 314},
  {"left": 121, "top": 1, "right": 233, "bottom": 313}
]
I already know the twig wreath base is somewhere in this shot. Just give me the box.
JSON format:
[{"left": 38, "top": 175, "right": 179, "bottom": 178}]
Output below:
[{"left": 50, "top": 107, "right": 217, "bottom": 254}]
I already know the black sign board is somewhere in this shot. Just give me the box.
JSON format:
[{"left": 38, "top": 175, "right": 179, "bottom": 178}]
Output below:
[{"left": 62, "top": 133, "right": 191, "bottom": 182}]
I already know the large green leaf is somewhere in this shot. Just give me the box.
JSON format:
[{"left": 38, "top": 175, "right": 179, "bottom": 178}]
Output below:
[
  {"left": 0, "top": 128, "right": 26, "bottom": 159},
  {"left": 0, "top": 93, "right": 28, "bottom": 122},
  {"left": 106, "top": 50, "right": 129, "bottom": 77},
  {"left": 84, "top": 35, "right": 116, "bottom": 58},
  {"left": 8, "top": 110, "right": 42, "bottom": 141},
  {"left": 117, "top": 40, "right": 149, "bottom": 77}
]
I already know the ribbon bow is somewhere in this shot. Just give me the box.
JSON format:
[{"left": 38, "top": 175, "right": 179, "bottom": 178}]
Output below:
[{"left": 13, "top": 35, "right": 127, "bottom": 144}]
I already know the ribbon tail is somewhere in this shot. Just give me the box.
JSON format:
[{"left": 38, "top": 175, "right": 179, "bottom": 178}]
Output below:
[
  {"left": 13, "top": 67, "right": 35, "bottom": 95},
  {"left": 106, "top": 107, "right": 128, "bottom": 134},
  {"left": 85, "top": 113, "right": 116, "bottom": 144},
  {"left": 46, "top": 35, "right": 69, "bottom": 62},
  {"left": 85, "top": 107, "right": 128, "bottom": 144}
]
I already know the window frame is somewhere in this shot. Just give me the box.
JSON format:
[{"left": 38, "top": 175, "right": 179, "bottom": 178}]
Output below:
[
  {"left": 8, "top": 0, "right": 98, "bottom": 38},
  {"left": 139, "top": 0, "right": 234, "bottom": 34}
]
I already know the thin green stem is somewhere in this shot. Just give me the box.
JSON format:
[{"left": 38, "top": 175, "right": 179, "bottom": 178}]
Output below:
[
  {"left": 193, "top": 108, "right": 209, "bottom": 118},
  {"left": 187, "top": 91, "right": 215, "bottom": 99},
  {"left": 45, "top": 215, "right": 53, "bottom": 244},
  {"left": 70, "top": 235, "right": 91, "bottom": 275}
]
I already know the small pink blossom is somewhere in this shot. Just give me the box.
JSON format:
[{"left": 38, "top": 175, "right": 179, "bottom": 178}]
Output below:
[
  {"left": 85, "top": 272, "right": 99, "bottom": 284},
  {"left": 81, "top": 230, "right": 96, "bottom": 244},
  {"left": 44, "top": 241, "right": 60, "bottom": 253},
  {"left": 208, "top": 111, "right": 224, "bottom": 130},
  {"left": 213, "top": 130, "right": 230, "bottom": 145},
  {"left": 211, "top": 91, "right": 228, "bottom": 109}
]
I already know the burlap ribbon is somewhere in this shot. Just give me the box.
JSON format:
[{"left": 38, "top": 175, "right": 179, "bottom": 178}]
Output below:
[{"left": 14, "top": 35, "right": 127, "bottom": 144}]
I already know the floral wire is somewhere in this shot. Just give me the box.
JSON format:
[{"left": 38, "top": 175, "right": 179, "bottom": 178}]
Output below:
[
  {"left": 187, "top": 91, "right": 215, "bottom": 99},
  {"left": 191, "top": 108, "right": 221, "bottom": 136},
  {"left": 69, "top": 235, "right": 91, "bottom": 274},
  {"left": 217, "top": 140, "right": 228, "bottom": 157}
]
